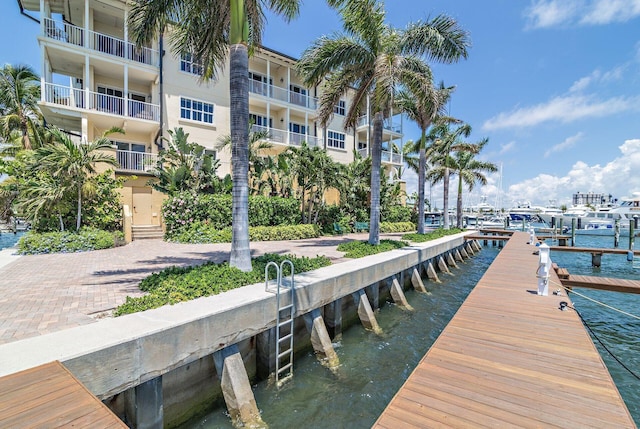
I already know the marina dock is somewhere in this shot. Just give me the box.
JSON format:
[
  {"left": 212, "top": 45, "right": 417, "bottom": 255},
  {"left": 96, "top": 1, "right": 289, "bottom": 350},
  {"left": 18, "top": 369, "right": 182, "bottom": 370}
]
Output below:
[
  {"left": 0, "top": 361, "right": 126, "bottom": 428},
  {"left": 374, "top": 231, "right": 636, "bottom": 428}
]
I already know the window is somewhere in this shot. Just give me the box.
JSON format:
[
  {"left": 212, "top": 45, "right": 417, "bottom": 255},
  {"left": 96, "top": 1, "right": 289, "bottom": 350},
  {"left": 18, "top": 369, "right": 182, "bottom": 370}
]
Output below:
[
  {"left": 290, "top": 84, "right": 308, "bottom": 106},
  {"left": 180, "top": 97, "right": 214, "bottom": 124},
  {"left": 289, "top": 123, "right": 306, "bottom": 134},
  {"left": 327, "top": 130, "right": 345, "bottom": 149},
  {"left": 249, "top": 114, "right": 273, "bottom": 128},
  {"left": 249, "top": 72, "right": 271, "bottom": 96},
  {"left": 334, "top": 100, "right": 346, "bottom": 116},
  {"left": 180, "top": 53, "right": 203, "bottom": 76}
]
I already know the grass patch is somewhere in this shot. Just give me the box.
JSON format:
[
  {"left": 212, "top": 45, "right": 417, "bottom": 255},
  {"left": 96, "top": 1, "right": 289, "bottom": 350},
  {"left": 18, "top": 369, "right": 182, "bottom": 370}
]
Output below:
[
  {"left": 402, "top": 228, "right": 464, "bottom": 242},
  {"left": 336, "top": 239, "right": 408, "bottom": 258},
  {"left": 114, "top": 253, "right": 331, "bottom": 316}
]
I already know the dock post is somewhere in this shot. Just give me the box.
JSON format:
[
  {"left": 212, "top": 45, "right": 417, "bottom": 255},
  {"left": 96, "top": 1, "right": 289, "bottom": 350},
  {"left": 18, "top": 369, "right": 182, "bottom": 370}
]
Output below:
[
  {"left": 571, "top": 218, "right": 576, "bottom": 246},
  {"left": 351, "top": 289, "right": 382, "bottom": 334},
  {"left": 255, "top": 328, "right": 277, "bottom": 379},
  {"left": 629, "top": 217, "right": 637, "bottom": 253},
  {"left": 390, "top": 277, "right": 414, "bottom": 310},
  {"left": 213, "top": 344, "right": 265, "bottom": 428},
  {"left": 124, "top": 376, "right": 163, "bottom": 429},
  {"left": 303, "top": 308, "right": 340, "bottom": 367},
  {"left": 614, "top": 219, "right": 620, "bottom": 248},
  {"left": 591, "top": 252, "right": 602, "bottom": 267},
  {"left": 537, "top": 243, "right": 551, "bottom": 296},
  {"left": 411, "top": 268, "right": 429, "bottom": 292},
  {"left": 438, "top": 255, "right": 452, "bottom": 273}
]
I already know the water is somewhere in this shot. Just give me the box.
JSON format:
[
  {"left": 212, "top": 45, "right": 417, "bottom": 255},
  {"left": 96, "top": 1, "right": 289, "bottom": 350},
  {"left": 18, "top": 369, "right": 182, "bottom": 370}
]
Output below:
[
  {"left": 0, "top": 231, "right": 23, "bottom": 250},
  {"left": 181, "top": 247, "right": 500, "bottom": 428},
  {"left": 545, "top": 234, "right": 640, "bottom": 426}
]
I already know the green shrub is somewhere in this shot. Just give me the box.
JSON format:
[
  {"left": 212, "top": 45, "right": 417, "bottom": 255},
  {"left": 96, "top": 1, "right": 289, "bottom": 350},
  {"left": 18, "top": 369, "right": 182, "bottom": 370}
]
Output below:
[
  {"left": 402, "top": 228, "right": 464, "bottom": 242},
  {"left": 114, "top": 253, "right": 331, "bottom": 315},
  {"left": 380, "top": 222, "right": 416, "bottom": 233},
  {"left": 17, "top": 228, "right": 122, "bottom": 254},
  {"left": 163, "top": 192, "right": 301, "bottom": 238},
  {"left": 382, "top": 205, "right": 412, "bottom": 223},
  {"left": 336, "top": 239, "right": 408, "bottom": 258},
  {"left": 166, "top": 223, "right": 321, "bottom": 243}
]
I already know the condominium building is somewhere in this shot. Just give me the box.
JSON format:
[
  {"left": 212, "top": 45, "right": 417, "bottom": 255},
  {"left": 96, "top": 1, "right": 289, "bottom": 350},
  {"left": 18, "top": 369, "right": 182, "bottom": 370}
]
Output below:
[{"left": 18, "top": 0, "right": 405, "bottom": 238}]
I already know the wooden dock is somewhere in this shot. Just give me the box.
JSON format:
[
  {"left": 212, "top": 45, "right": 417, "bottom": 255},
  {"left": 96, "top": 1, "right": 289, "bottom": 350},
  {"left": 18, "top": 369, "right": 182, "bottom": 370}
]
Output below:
[
  {"left": 0, "top": 361, "right": 126, "bottom": 428},
  {"left": 561, "top": 274, "right": 640, "bottom": 294},
  {"left": 374, "top": 231, "right": 636, "bottom": 428}
]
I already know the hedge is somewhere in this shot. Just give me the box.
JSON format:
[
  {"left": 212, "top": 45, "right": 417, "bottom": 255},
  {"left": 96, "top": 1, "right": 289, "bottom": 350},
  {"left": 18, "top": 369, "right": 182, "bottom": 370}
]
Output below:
[
  {"left": 167, "top": 223, "right": 321, "bottom": 244},
  {"left": 17, "top": 228, "right": 124, "bottom": 254}
]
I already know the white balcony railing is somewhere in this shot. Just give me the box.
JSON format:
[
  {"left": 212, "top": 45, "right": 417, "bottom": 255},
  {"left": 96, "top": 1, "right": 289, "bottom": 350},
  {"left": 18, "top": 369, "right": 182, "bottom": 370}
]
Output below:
[
  {"left": 252, "top": 125, "right": 320, "bottom": 147},
  {"left": 117, "top": 150, "right": 158, "bottom": 172},
  {"left": 358, "top": 148, "right": 403, "bottom": 165},
  {"left": 356, "top": 115, "right": 402, "bottom": 133},
  {"left": 43, "top": 18, "right": 158, "bottom": 66},
  {"left": 43, "top": 83, "right": 160, "bottom": 122},
  {"left": 248, "top": 79, "right": 318, "bottom": 109}
]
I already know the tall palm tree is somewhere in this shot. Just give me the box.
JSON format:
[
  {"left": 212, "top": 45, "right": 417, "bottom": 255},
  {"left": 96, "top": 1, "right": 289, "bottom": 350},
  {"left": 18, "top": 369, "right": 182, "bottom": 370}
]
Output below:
[
  {"left": 396, "top": 82, "right": 454, "bottom": 234},
  {"left": 426, "top": 121, "right": 473, "bottom": 229},
  {"left": 297, "top": 0, "right": 469, "bottom": 244},
  {"left": 35, "top": 128, "right": 120, "bottom": 231},
  {"left": 0, "top": 64, "right": 42, "bottom": 150},
  {"left": 129, "top": 0, "right": 301, "bottom": 272},
  {"left": 447, "top": 139, "right": 497, "bottom": 227}
]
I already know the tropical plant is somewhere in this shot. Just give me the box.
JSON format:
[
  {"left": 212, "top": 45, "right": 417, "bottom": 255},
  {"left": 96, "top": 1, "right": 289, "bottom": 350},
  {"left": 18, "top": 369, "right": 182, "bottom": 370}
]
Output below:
[
  {"left": 152, "top": 127, "right": 222, "bottom": 195},
  {"left": 129, "top": 0, "right": 301, "bottom": 273},
  {"left": 396, "top": 82, "right": 454, "bottom": 234},
  {"left": 34, "top": 127, "right": 119, "bottom": 231},
  {"left": 297, "top": 0, "right": 469, "bottom": 245},
  {"left": 447, "top": 139, "right": 498, "bottom": 228},
  {"left": 0, "top": 64, "right": 43, "bottom": 150}
]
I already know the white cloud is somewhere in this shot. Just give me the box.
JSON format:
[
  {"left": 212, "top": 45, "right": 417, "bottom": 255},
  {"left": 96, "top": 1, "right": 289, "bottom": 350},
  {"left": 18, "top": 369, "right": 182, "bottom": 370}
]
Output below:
[
  {"left": 482, "top": 94, "right": 638, "bottom": 130},
  {"left": 525, "top": 0, "right": 640, "bottom": 28},
  {"left": 544, "top": 132, "right": 583, "bottom": 157},
  {"left": 569, "top": 66, "right": 626, "bottom": 92},
  {"left": 505, "top": 138, "right": 640, "bottom": 206},
  {"left": 499, "top": 141, "right": 516, "bottom": 155}
]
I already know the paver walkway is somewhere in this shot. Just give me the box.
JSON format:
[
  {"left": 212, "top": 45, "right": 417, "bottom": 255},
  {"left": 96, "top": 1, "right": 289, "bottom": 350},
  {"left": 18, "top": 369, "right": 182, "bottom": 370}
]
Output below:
[{"left": 0, "top": 234, "right": 389, "bottom": 345}]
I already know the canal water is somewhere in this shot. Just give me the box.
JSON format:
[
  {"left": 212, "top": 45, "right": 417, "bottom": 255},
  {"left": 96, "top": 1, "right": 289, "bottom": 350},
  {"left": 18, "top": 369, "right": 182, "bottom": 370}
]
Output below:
[
  {"left": 0, "top": 232, "right": 23, "bottom": 250},
  {"left": 547, "top": 234, "right": 640, "bottom": 426},
  {"left": 181, "top": 246, "right": 501, "bottom": 428}
]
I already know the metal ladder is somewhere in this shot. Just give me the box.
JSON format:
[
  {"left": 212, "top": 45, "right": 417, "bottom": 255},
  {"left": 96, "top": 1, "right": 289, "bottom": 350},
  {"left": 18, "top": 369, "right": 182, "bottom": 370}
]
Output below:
[{"left": 265, "top": 260, "right": 295, "bottom": 387}]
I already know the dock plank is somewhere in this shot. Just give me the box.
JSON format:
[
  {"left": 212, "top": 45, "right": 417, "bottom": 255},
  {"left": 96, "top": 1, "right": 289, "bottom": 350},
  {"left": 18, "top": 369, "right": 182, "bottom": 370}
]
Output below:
[
  {"left": 373, "top": 231, "right": 636, "bottom": 428},
  {"left": 0, "top": 361, "right": 127, "bottom": 428},
  {"left": 562, "top": 274, "right": 640, "bottom": 294}
]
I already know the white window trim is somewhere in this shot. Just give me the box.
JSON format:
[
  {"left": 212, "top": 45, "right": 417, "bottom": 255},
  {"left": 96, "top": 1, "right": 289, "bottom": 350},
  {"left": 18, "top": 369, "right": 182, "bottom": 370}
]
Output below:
[
  {"left": 334, "top": 99, "right": 346, "bottom": 116},
  {"left": 327, "top": 130, "right": 346, "bottom": 150},
  {"left": 180, "top": 96, "right": 215, "bottom": 126},
  {"left": 179, "top": 52, "right": 204, "bottom": 76}
]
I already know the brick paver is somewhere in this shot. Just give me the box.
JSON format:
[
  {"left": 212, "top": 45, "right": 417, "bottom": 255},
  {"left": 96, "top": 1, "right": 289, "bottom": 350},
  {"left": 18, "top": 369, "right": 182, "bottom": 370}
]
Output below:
[{"left": 0, "top": 234, "right": 383, "bottom": 345}]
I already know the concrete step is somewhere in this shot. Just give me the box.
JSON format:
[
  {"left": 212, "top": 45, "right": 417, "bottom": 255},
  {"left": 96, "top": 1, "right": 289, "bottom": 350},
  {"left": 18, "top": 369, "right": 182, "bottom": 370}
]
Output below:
[{"left": 131, "top": 225, "right": 164, "bottom": 241}]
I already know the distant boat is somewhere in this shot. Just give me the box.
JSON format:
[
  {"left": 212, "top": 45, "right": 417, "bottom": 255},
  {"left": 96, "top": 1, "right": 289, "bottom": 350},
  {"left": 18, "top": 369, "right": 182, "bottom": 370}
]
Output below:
[{"left": 508, "top": 201, "right": 540, "bottom": 221}]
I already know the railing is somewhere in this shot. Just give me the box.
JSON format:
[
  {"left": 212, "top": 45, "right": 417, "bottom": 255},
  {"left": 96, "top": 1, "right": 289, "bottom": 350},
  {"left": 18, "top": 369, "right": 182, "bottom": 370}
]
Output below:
[
  {"left": 252, "top": 125, "right": 320, "bottom": 147},
  {"left": 248, "top": 79, "right": 318, "bottom": 109},
  {"left": 356, "top": 115, "right": 402, "bottom": 133},
  {"left": 358, "top": 147, "right": 403, "bottom": 165},
  {"left": 116, "top": 150, "right": 158, "bottom": 172},
  {"left": 43, "top": 18, "right": 157, "bottom": 66},
  {"left": 43, "top": 83, "right": 159, "bottom": 122}
]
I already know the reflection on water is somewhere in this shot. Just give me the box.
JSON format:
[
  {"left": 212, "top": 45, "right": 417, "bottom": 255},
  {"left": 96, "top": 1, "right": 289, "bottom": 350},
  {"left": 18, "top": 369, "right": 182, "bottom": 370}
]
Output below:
[{"left": 182, "top": 247, "right": 500, "bottom": 429}]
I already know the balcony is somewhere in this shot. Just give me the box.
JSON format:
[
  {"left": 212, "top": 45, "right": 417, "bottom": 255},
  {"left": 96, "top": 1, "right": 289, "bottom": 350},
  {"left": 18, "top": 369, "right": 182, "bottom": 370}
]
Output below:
[
  {"left": 43, "top": 82, "right": 160, "bottom": 122},
  {"left": 358, "top": 148, "right": 403, "bottom": 165},
  {"left": 43, "top": 18, "right": 158, "bottom": 66},
  {"left": 356, "top": 116, "right": 402, "bottom": 133},
  {"left": 252, "top": 125, "right": 320, "bottom": 147},
  {"left": 116, "top": 150, "right": 158, "bottom": 173},
  {"left": 248, "top": 80, "right": 318, "bottom": 110}
]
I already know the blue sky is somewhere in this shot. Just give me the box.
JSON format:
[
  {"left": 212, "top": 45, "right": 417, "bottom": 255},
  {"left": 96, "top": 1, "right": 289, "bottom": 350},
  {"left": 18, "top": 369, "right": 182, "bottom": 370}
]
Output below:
[{"left": 2, "top": 0, "right": 640, "bottom": 209}]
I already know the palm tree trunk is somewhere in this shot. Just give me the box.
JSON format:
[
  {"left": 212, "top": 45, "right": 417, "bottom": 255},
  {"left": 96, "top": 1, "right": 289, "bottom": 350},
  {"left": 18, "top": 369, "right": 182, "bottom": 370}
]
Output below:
[
  {"left": 229, "top": 43, "right": 252, "bottom": 272},
  {"left": 76, "top": 185, "right": 82, "bottom": 231},
  {"left": 457, "top": 173, "right": 463, "bottom": 228},
  {"left": 368, "top": 111, "right": 383, "bottom": 245},
  {"left": 417, "top": 131, "right": 426, "bottom": 234},
  {"left": 443, "top": 167, "right": 450, "bottom": 229}
]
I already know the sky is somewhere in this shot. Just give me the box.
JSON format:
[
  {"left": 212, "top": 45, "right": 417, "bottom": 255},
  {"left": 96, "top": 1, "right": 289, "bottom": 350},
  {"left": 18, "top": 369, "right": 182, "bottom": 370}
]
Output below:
[{"left": 2, "top": 0, "right": 640, "bottom": 210}]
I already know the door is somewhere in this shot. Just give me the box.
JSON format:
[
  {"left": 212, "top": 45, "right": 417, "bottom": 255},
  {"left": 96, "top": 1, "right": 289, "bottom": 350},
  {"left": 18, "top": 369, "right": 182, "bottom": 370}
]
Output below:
[{"left": 132, "top": 187, "right": 153, "bottom": 225}]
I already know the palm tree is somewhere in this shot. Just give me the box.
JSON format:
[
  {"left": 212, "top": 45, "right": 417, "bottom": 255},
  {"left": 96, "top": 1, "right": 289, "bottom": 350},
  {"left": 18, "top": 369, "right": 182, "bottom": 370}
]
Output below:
[
  {"left": 129, "top": 1, "right": 301, "bottom": 272},
  {"left": 35, "top": 128, "right": 120, "bottom": 231},
  {"left": 396, "top": 83, "right": 454, "bottom": 234},
  {"left": 425, "top": 121, "right": 474, "bottom": 229},
  {"left": 0, "top": 64, "right": 43, "bottom": 150},
  {"left": 297, "top": 0, "right": 470, "bottom": 244},
  {"left": 446, "top": 139, "right": 498, "bottom": 228}
]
